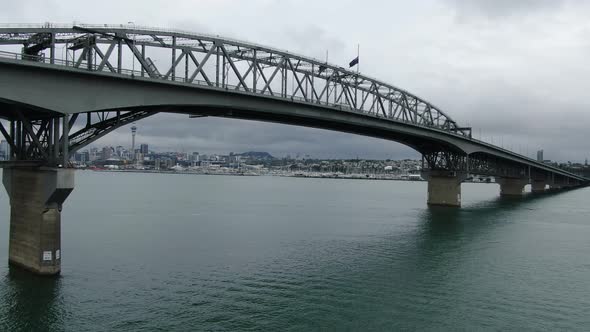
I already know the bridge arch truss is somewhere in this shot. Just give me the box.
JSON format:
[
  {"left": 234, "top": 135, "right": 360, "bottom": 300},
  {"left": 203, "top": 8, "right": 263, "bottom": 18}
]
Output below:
[
  {"left": 0, "top": 24, "right": 586, "bottom": 185},
  {"left": 0, "top": 24, "right": 471, "bottom": 136}
]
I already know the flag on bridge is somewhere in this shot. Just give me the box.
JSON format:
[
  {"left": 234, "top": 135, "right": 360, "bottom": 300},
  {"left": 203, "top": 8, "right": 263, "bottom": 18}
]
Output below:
[{"left": 349, "top": 56, "right": 359, "bottom": 68}]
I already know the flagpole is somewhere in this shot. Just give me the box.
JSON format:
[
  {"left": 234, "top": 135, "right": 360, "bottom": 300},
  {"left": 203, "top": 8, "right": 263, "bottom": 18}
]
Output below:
[{"left": 357, "top": 43, "right": 360, "bottom": 74}]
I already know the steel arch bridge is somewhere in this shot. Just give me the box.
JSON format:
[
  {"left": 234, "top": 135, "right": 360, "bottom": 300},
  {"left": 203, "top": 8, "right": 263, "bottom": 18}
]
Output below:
[
  {"left": 1, "top": 23, "right": 589, "bottom": 277},
  {"left": 0, "top": 24, "right": 469, "bottom": 133},
  {"left": 0, "top": 24, "right": 586, "bottom": 192},
  {"left": 2, "top": 23, "right": 589, "bottom": 277}
]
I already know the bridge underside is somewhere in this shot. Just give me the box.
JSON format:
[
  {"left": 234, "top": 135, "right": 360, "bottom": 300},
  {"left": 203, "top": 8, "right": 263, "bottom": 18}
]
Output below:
[
  {"left": 0, "top": 97, "right": 537, "bottom": 182},
  {"left": 0, "top": 59, "right": 471, "bottom": 154},
  {"left": 0, "top": 58, "right": 587, "bottom": 276},
  {"left": 0, "top": 64, "right": 584, "bottom": 189}
]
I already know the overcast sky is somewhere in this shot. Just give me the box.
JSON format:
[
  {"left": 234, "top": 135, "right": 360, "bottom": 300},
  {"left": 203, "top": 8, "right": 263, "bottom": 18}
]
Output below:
[{"left": 3, "top": 0, "right": 590, "bottom": 161}]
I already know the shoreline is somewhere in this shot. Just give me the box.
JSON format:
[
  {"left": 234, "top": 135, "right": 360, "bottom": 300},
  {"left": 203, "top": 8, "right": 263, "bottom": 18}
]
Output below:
[{"left": 83, "top": 168, "right": 495, "bottom": 183}]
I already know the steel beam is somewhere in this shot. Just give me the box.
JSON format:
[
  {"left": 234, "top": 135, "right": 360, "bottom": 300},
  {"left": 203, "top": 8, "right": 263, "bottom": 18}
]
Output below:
[{"left": 0, "top": 24, "right": 586, "bottom": 184}]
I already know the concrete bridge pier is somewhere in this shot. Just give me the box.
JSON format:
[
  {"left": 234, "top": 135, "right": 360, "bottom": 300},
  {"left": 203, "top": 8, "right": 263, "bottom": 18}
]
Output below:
[
  {"left": 562, "top": 178, "right": 580, "bottom": 189},
  {"left": 2, "top": 167, "right": 74, "bottom": 275},
  {"left": 422, "top": 170, "right": 466, "bottom": 207},
  {"left": 549, "top": 178, "right": 566, "bottom": 191},
  {"left": 497, "top": 177, "right": 528, "bottom": 196},
  {"left": 561, "top": 182, "right": 577, "bottom": 190},
  {"left": 531, "top": 179, "right": 547, "bottom": 193}
]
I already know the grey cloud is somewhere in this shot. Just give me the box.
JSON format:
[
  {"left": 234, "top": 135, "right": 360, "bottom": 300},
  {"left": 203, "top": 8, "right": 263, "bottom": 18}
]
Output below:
[
  {"left": 279, "top": 25, "right": 347, "bottom": 61},
  {"left": 2, "top": 0, "right": 589, "bottom": 162},
  {"left": 444, "top": 0, "right": 566, "bottom": 19}
]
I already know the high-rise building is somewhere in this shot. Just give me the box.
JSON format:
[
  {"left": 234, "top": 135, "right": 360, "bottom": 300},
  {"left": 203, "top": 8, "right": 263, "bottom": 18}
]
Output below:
[
  {"left": 102, "top": 146, "right": 113, "bottom": 160},
  {"left": 115, "top": 146, "right": 125, "bottom": 158},
  {"left": 89, "top": 147, "right": 99, "bottom": 161},
  {"left": 80, "top": 151, "right": 89, "bottom": 163},
  {"left": 74, "top": 152, "right": 89, "bottom": 163},
  {"left": 140, "top": 143, "right": 148, "bottom": 155},
  {"left": 131, "top": 126, "right": 137, "bottom": 156},
  {"left": 537, "top": 150, "right": 544, "bottom": 162},
  {"left": 135, "top": 152, "right": 143, "bottom": 164}
]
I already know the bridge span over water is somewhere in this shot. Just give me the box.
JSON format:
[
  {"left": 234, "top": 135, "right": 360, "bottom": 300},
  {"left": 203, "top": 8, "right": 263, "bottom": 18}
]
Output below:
[{"left": 0, "top": 24, "right": 586, "bottom": 275}]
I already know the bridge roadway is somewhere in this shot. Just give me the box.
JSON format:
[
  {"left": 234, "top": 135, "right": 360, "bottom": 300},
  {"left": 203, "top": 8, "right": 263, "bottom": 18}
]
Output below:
[{"left": 0, "top": 24, "right": 586, "bottom": 275}]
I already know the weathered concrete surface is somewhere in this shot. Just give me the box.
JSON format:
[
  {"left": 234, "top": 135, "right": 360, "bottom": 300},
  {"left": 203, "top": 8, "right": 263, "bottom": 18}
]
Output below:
[
  {"left": 422, "top": 170, "right": 466, "bottom": 207},
  {"left": 2, "top": 167, "right": 74, "bottom": 275},
  {"left": 497, "top": 177, "right": 528, "bottom": 196},
  {"left": 531, "top": 179, "right": 547, "bottom": 193}
]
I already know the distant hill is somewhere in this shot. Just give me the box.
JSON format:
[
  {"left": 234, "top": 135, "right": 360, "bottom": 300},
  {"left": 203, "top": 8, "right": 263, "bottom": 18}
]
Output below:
[{"left": 238, "top": 151, "right": 275, "bottom": 160}]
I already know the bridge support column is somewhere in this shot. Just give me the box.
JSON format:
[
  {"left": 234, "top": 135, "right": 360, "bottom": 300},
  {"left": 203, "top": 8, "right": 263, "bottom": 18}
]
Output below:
[
  {"left": 561, "top": 183, "right": 576, "bottom": 190},
  {"left": 549, "top": 180, "right": 564, "bottom": 191},
  {"left": 422, "top": 170, "right": 466, "bottom": 207},
  {"left": 562, "top": 178, "right": 579, "bottom": 189},
  {"left": 531, "top": 179, "right": 547, "bottom": 193},
  {"left": 2, "top": 167, "right": 74, "bottom": 275},
  {"left": 497, "top": 177, "right": 528, "bottom": 196}
]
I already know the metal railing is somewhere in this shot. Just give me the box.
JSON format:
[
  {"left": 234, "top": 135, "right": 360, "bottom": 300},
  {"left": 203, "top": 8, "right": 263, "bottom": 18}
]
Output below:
[
  {"left": 0, "top": 49, "right": 457, "bottom": 133},
  {"left": 0, "top": 23, "right": 451, "bottom": 123}
]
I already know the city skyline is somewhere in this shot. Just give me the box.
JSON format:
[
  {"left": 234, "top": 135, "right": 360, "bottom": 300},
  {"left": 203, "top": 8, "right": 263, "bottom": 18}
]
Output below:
[{"left": 84, "top": 122, "right": 422, "bottom": 160}]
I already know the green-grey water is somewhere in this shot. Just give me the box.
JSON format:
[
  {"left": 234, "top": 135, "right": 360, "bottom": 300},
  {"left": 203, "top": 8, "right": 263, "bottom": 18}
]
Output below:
[{"left": 0, "top": 171, "right": 589, "bottom": 331}]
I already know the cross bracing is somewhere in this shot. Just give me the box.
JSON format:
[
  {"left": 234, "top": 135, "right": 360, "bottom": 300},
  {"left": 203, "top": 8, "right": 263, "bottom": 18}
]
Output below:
[
  {"left": 0, "top": 23, "right": 471, "bottom": 136},
  {"left": 0, "top": 24, "right": 586, "bottom": 184}
]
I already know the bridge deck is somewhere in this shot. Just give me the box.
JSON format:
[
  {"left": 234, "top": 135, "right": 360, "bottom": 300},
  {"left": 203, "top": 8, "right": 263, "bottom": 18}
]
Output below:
[{"left": 0, "top": 24, "right": 586, "bottom": 183}]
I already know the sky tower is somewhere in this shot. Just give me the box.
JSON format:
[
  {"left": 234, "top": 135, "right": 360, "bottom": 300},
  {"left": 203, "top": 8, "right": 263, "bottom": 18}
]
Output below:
[{"left": 131, "top": 125, "right": 137, "bottom": 156}]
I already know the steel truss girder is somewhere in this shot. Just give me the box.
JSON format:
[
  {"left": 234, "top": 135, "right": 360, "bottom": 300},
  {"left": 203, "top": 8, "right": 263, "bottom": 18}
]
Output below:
[
  {"left": 0, "top": 112, "right": 68, "bottom": 165},
  {"left": 422, "top": 150, "right": 467, "bottom": 172},
  {"left": 422, "top": 150, "right": 527, "bottom": 178},
  {"left": 0, "top": 24, "right": 469, "bottom": 136},
  {"left": 0, "top": 25, "right": 585, "bottom": 183},
  {"left": 68, "top": 110, "right": 156, "bottom": 154},
  {"left": 0, "top": 109, "right": 156, "bottom": 166},
  {"left": 467, "top": 153, "right": 527, "bottom": 178}
]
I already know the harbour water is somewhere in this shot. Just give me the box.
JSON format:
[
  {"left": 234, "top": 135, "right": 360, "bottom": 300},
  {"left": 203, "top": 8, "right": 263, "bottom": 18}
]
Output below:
[{"left": 0, "top": 171, "right": 589, "bottom": 331}]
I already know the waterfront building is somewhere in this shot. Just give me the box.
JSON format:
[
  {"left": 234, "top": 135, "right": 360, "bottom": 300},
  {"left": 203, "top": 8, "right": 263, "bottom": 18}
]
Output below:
[
  {"left": 89, "top": 147, "right": 99, "bottom": 161},
  {"left": 190, "top": 152, "right": 200, "bottom": 163},
  {"left": 102, "top": 146, "right": 113, "bottom": 160}
]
